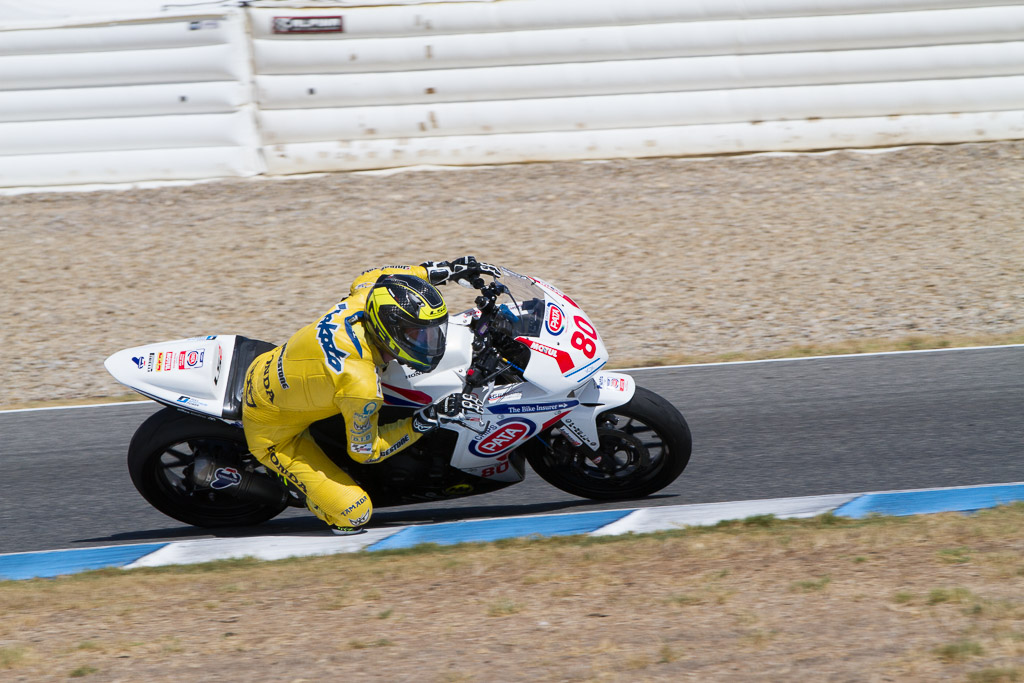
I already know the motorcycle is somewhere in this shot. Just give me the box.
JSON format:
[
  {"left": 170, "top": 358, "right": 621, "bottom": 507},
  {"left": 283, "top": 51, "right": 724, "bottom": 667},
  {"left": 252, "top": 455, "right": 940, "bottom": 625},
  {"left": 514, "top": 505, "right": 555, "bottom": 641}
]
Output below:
[{"left": 104, "top": 266, "right": 692, "bottom": 528}]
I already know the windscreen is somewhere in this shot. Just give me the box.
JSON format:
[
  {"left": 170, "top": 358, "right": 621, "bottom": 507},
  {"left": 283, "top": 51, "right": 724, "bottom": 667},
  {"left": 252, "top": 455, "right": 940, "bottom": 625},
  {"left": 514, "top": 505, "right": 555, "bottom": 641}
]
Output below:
[{"left": 494, "top": 267, "right": 546, "bottom": 338}]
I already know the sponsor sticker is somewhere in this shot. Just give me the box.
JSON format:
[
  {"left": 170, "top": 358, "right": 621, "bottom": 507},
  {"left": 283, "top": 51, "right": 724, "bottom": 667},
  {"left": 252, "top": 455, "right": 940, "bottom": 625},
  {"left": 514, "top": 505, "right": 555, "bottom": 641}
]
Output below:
[
  {"left": 276, "top": 344, "right": 289, "bottom": 390},
  {"left": 350, "top": 443, "right": 373, "bottom": 456},
  {"left": 517, "top": 337, "right": 575, "bottom": 373},
  {"left": 470, "top": 418, "right": 536, "bottom": 457},
  {"left": 372, "top": 434, "right": 410, "bottom": 463},
  {"left": 147, "top": 352, "right": 155, "bottom": 372},
  {"left": 317, "top": 302, "right": 350, "bottom": 374},
  {"left": 546, "top": 303, "right": 565, "bottom": 336},
  {"left": 596, "top": 375, "right": 629, "bottom": 392},
  {"left": 188, "top": 20, "right": 219, "bottom": 31},
  {"left": 488, "top": 390, "right": 522, "bottom": 404},
  {"left": 352, "top": 401, "right": 379, "bottom": 434},
  {"left": 273, "top": 16, "right": 343, "bottom": 34},
  {"left": 131, "top": 356, "right": 146, "bottom": 370},
  {"left": 164, "top": 350, "right": 174, "bottom": 371},
  {"left": 176, "top": 395, "right": 208, "bottom": 409},
  {"left": 213, "top": 345, "right": 223, "bottom": 386},
  {"left": 211, "top": 467, "right": 241, "bottom": 490},
  {"left": 267, "top": 446, "right": 307, "bottom": 493},
  {"left": 348, "top": 510, "right": 371, "bottom": 527},
  {"left": 487, "top": 400, "right": 578, "bottom": 415},
  {"left": 342, "top": 495, "right": 369, "bottom": 517}
]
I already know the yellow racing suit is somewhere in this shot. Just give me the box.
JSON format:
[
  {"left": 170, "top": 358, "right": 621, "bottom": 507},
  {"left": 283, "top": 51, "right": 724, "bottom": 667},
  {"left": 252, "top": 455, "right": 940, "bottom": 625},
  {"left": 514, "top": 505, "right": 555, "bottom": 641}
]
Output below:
[{"left": 242, "top": 265, "right": 430, "bottom": 530}]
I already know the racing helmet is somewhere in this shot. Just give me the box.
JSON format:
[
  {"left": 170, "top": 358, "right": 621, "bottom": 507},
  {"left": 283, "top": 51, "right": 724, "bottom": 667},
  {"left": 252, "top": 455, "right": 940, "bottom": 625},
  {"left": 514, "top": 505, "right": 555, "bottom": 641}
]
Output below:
[{"left": 364, "top": 273, "right": 448, "bottom": 371}]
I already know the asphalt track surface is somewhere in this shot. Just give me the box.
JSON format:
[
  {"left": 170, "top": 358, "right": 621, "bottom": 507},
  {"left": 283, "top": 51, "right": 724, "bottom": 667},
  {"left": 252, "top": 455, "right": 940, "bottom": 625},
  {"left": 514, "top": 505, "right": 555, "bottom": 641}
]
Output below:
[{"left": 1, "top": 346, "right": 1021, "bottom": 556}]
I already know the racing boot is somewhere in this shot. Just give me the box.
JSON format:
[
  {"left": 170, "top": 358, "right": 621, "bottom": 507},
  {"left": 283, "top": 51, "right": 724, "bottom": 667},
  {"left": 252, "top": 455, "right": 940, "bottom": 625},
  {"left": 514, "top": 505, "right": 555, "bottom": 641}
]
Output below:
[{"left": 306, "top": 499, "right": 368, "bottom": 536}]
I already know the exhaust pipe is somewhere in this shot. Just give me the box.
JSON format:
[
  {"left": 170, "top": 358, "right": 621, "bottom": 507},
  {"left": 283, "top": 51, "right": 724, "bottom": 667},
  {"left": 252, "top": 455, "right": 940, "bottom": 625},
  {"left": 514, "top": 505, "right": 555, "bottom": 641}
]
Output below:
[{"left": 192, "top": 452, "right": 288, "bottom": 506}]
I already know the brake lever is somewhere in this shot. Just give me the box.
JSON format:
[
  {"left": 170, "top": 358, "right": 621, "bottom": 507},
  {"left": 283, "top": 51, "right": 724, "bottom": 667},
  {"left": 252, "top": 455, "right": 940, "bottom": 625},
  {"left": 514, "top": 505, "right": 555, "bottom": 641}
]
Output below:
[{"left": 446, "top": 416, "right": 490, "bottom": 435}]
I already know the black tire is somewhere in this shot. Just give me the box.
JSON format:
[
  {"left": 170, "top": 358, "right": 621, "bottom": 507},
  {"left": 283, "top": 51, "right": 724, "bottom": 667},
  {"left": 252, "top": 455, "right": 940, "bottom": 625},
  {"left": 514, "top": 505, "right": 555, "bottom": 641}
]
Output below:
[
  {"left": 127, "top": 407, "right": 289, "bottom": 527},
  {"left": 525, "top": 386, "right": 692, "bottom": 501}
]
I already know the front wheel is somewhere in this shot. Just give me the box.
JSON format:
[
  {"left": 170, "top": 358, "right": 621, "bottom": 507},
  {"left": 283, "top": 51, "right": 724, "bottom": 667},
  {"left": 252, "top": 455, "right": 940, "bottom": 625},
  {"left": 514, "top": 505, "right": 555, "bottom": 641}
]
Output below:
[
  {"left": 524, "top": 387, "right": 692, "bottom": 500},
  {"left": 127, "top": 407, "right": 290, "bottom": 527}
]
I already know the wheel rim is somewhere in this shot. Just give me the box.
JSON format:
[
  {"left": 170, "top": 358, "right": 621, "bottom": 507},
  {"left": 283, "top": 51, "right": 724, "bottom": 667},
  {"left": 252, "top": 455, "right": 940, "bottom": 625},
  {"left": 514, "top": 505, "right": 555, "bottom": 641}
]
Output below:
[
  {"left": 151, "top": 437, "right": 273, "bottom": 517},
  {"left": 548, "top": 411, "right": 670, "bottom": 493}
]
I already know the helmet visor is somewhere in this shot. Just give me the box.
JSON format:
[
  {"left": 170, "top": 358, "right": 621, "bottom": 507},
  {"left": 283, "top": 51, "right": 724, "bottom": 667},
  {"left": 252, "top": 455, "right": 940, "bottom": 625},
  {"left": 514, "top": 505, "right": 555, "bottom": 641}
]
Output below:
[{"left": 400, "top": 323, "right": 446, "bottom": 363}]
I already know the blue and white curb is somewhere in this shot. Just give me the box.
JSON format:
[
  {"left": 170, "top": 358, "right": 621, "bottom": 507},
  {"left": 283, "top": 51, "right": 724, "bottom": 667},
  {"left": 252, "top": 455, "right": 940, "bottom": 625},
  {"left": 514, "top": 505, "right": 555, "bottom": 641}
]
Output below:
[{"left": 1, "top": 482, "right": 1021, "bottom": 581}]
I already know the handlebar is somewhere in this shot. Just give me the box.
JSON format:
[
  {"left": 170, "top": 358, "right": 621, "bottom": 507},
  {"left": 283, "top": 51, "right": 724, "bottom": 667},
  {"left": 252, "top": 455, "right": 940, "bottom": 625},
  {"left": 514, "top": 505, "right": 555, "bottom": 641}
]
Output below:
[{"left": 463, "top": 279, "right": 524, "bottom": 390}]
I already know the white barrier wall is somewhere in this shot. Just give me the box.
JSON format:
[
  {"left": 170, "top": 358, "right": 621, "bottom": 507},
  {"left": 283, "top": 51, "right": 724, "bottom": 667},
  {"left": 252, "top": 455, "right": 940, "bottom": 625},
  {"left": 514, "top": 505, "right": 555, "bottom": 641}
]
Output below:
[
  {"left": 0, "top": 7, "right": 262, "bottom": 187},
  {"left": 252, "top": 0, "right": 1024, "bottom": 175},
  {"left": 2, "top": 0, "right": 1024, "bottom": 186}
]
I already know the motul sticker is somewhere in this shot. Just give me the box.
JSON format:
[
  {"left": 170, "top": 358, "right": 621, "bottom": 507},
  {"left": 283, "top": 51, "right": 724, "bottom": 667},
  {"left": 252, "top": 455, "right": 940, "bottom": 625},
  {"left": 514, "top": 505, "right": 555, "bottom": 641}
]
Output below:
[
  {"left": 517, "top": 337, "right": 575, "bottom": 373},
  {"left": 273, "top": 16, "right": 343, "bottom": 34},
  {"left": 470, "top": 418, "right": 536, "bottom": 458}
]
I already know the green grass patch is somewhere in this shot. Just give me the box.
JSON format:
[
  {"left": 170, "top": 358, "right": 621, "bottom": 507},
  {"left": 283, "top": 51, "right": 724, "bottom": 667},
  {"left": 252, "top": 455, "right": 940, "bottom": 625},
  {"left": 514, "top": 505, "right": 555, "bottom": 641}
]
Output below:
[
  {"left": 69, "top": 665, "right": 98, "bottom": 677},
  {"left": 0, "top": 646, "right": 26, "bottom": 668},
  {"left": 791, "top": 575, "right": 831, "bottom": 592},
  {"left": 487, "top": 599, "right": 522, "bottom": 617},
  {"left": 938, "top": 547, "right": 972, "bottom": 564},
  {"left": 927, "top": 587, "right": 974, "bottom": 605},
  {"left": 968, "top": 667, "right": 1021, "bottom": 682},
  {"left": 347, "top": 639, "right": 392, "bottom": 649},
  {"left": 934, "top": 640, "right": 984, "bottom": 662},
  {"left": 668, "top": 593, "right": 704, "bottom": 606}
]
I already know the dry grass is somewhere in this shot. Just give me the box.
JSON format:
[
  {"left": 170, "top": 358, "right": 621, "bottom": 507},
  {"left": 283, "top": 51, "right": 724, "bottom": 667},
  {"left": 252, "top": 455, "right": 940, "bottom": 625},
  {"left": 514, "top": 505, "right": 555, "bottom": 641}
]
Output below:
[
  {"left": 4, "top": 141, "right": 1024, "bottom": 409},
  {"left": 1, "top": 505, "right": 1022, "bottom": 682}
]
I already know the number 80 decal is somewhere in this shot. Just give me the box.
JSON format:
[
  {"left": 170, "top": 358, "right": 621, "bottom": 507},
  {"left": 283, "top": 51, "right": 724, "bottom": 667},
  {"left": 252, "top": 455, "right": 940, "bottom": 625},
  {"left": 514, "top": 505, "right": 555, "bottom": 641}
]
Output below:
[{"left": 571, "top": 316, "right": 598, "bottom": 359}]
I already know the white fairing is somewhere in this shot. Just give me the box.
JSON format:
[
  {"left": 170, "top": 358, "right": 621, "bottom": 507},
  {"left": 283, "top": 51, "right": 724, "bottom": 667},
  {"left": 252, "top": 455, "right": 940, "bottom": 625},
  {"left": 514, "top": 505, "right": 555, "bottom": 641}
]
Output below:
[
  {"left": 104, "top": 268, "right": 635, "bottom": 484},
  {"left": 518, "top": 276, "right": 609, "bottom": 394},
  {"left": 379, "top": 319, "right": 473, "bottom": 408},
  {"left": 381, "top": 272, "right": 634, "bottom": 483},
  {"left": 104, "top": 335, "right": 231, "bottom": 419}
]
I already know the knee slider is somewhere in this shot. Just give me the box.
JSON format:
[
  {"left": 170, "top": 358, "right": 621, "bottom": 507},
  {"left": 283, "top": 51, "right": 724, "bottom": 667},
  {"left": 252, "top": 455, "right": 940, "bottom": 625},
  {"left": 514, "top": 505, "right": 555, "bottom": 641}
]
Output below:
[{"left": 307, "top": 480, "right": 373, "bottom": 528}]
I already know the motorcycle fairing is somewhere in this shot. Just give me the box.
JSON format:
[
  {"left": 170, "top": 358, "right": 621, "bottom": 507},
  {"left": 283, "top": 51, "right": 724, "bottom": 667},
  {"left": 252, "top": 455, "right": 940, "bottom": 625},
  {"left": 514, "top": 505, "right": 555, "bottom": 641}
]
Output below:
[
  {"left": 555, "top": 372, "right": 637, "bottom": 451},
  {"left": 380, "top": 322, "right": 473, "bottom": 406},
  {"left": 513, "top": 276, "right": 609, "bottom": 395},
  {"left": 104, "top": 335, "right": 234, "bottom": 420}
]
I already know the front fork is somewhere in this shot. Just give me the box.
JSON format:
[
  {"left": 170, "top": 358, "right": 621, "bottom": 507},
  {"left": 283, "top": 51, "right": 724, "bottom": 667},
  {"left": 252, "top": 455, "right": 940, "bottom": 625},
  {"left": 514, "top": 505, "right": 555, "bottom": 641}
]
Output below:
[{"left": 556, "top": 372, "right": 636, "bottom": 451}]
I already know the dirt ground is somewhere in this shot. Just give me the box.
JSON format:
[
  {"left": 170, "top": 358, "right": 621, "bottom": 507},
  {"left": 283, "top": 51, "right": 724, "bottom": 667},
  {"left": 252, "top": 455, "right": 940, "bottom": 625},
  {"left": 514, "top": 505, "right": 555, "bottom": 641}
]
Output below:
[
  {"left": 2, "top": 141, "right": 1023, "bottom": 408},
  {"left": 1, "top": 507, "right": 1022, "bottom": 682},
  {"left": 1, "top": 143, "right": 1022, "bottom": 681}
]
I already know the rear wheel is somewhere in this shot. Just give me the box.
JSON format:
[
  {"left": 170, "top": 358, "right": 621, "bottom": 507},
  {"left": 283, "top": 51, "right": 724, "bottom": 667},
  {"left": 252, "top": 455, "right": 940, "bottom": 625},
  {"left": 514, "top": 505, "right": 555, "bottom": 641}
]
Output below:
[
  {"left": 127, "top": 407, "right": 289, "bottom": 527},
  {"left": 525, "top": 387, "right": 691, "bottom": 500}
]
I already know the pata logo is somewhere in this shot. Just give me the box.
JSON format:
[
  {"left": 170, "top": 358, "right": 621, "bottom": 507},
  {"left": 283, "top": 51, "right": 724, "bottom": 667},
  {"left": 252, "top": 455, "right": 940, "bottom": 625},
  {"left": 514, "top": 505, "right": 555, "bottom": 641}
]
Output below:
[{"left": 473, "top": 421, "right": 532, "bottom": 456}]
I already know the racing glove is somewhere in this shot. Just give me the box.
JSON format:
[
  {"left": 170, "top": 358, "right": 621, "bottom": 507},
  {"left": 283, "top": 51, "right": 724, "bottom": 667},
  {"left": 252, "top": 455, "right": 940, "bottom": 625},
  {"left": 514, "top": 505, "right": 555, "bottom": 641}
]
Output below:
[
  {"left": 421, "top": 256, "right": 501, "bottom": 288},
  {"left": 412, "top": 392, "right": 484, "bottom": 433}
]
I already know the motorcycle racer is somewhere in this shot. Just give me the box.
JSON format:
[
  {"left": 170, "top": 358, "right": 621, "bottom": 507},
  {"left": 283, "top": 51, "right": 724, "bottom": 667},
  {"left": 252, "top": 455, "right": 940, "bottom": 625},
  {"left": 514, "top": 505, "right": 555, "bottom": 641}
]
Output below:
[{"left": 242, "top": 256, "right": 499, "bottom": 535}]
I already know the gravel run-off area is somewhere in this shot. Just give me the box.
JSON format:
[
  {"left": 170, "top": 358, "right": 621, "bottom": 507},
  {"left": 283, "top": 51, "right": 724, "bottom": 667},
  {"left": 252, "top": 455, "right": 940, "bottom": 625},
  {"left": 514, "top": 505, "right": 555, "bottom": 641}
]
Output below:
[{"left": 1, "top": 141, "right": 1022, "bottom": 408}]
